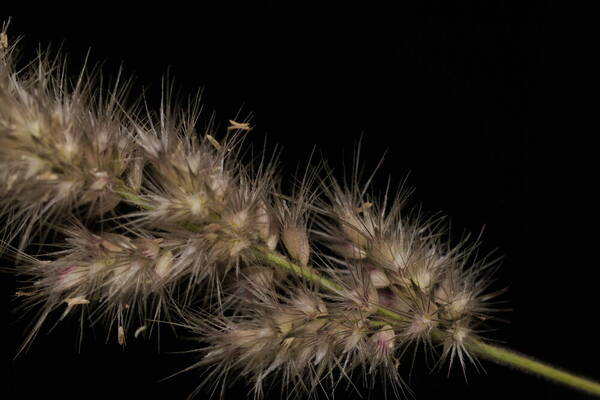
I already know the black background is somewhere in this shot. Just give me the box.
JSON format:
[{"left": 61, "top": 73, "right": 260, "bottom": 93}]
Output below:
[{"left": 3, "top": 5, "right": 596, "bottom": 400}]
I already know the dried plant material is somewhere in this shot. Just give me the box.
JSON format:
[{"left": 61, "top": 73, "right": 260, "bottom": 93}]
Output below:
[
  {"left": 15, "top": 291, "right": 35, "bottom": 297},
  {"left": 356, "top": 201, "right": 373, "bottom": 213},
  {"left": 118, "top": 325, "right": 125, "bottom": 345},
  {"left": 227, "top": 119, "right": 251, "bottom": 131},
  {"left": 0, "top": 32, "right": 7, "bottom": 49},
  {"left": 64, "top": 297, "right": 90, "bottom": 306},
  {"left": 206, "top": 134, "right": 221, "bottom": 150},
  {"left": 134, "top": 325, "right": 147, "bottom": 339}
]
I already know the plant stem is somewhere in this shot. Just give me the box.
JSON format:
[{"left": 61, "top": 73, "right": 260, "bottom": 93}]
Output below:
[
  {"left": 114, "top": 188, "right": 154, "bottom": 210},
  {"left": 465, "top": 339, "right": 600, "bottom": 396},
  {"left": 116, "top": 186, "right": 600, "bottom": 397}
]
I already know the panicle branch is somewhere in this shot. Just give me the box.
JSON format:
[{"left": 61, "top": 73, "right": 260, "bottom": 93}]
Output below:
[
  {"left": 8, "top": 22, "right": 595, "bottom": 400},
  {"left": 2, "top": 22, "right": 499, "bottom": 393}
]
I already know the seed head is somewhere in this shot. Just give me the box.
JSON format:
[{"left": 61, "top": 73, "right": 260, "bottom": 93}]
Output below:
[{"left": 2, "top": 23, "right": 506, "bottom": 399}]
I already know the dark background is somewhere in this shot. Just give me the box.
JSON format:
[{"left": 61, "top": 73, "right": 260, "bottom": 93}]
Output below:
[{"left": 3, "top": 5, "right": 595, "bottom": 400}]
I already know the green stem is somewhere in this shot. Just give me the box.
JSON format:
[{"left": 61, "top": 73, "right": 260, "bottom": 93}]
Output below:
[
  {"left": 115, "top": 186, "right": 600, "bottom": 397},
  {"left": 114, "top": 188, "right": 154, "bottom": 210},
  {"left": 252, "top": 247, "right": 343, "bottom": 293},
  {"left": 465, "top": 339, "right": 600, "bottom": 396}
]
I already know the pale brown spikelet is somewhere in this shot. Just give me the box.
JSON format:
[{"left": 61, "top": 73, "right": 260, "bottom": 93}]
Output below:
[
  {"left": 281, "top": 224, "right": 310, "bottom": 266},
  {"left": 276, "top": 159, "right": 321, "bottom": 268}
]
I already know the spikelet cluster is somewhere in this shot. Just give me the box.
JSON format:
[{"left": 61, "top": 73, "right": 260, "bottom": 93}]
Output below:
[
  {"left": 0, "top": 29, "right": 134, "bottom": 249},
  {"left": 1, "top": 24, "right": 283, "bottom": 348},
  {"left": 316, "top": 176, "right": 500, "bottom": 371},
  {"left": 14, "top": 223, "right": 186, "bottom": 351},
  {"left": 2, "top": 23, "right": 504, "bottom": 399},
  {"left": 185, "top": 171, "right": 500, "bottom": 398},
  {"left": 187, "top": 280, "right": 406, "bottom": 399},
  {"left": 126, "top": 99, "right": 280, "bottom": 291}
]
